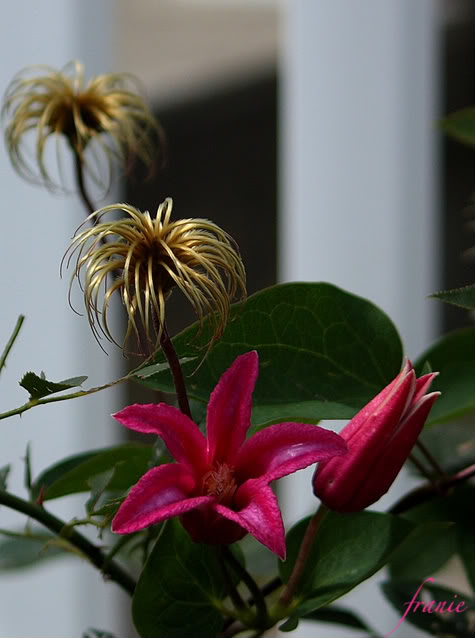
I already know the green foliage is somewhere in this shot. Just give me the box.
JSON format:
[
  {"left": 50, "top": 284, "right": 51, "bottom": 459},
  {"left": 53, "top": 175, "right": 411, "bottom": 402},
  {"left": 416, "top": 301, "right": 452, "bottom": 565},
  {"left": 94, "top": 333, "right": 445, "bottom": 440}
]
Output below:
[
  {"left": 382, "top": 580, "right": 474, "bottom": 637},
  {"left": 19, "top": 371, "right": 88, "bottom": 400},
  {"left": 280, "top": 605, "right": 381, "bottom": 635},
  {"left": 31, "top": 444, "right": 155, "bottom": 501},
  {"left": 440, "top": 107, "right": 475, "bottom": 148},
  {"left": 0, "top": 529, "right": 66, "bottom": 570},
  {"left": 132, "top": 283, "right": 403, "bottom": 427},
  {"left": 415, "top": 327, "right": 475, "bottom": 425},
  {"left": 431, "top": 284, "right": 475, "bottom": 311},
  {"left": 388, "top": 522, "right": 457, "bottom": 582},
  {"left": 279, "top": 511, "right": 413, "bottom": 618},
  {"left": 399, "top": 486, "right": 475, "bottom": 593},
  {"left": 0, "top": 466, "right": 10, "bottom": 490},
  {"left": 132, "top": 519, "right": 234, "bottom": 638}
]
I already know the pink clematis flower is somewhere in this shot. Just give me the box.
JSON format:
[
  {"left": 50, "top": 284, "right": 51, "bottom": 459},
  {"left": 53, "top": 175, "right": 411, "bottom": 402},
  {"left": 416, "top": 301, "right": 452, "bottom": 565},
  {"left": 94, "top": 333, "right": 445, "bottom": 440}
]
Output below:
[
  {"left": 112, "top": 351, "right": 347, "bottom": 558},
  {"left": 313, "top": 359, "right": 440, "bottom": 513}
]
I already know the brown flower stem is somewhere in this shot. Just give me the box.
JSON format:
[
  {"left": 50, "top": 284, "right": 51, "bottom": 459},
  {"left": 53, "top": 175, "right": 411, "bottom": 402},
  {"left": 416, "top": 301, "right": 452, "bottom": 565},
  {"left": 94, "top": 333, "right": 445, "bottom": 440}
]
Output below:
[
  {"left": 222, "top": 545, "right": 270, "bottom": 629},
  {"left": 415, "top": 440, "right": 447, "bottom": 478},
  {"left": 73, "top": 150, "right": 96, "bottom": 217},
  {"left": 390, "top": 463, "right": 475, "bottom": 514},
  {"left": 159, "top": 324, "right": 192, "bottom": 419},
  {"left": 279, "top": 505, "right": 328, "bottom": 609},
  {"left": 0, "top": 489, "right": 136, "bottom": 596}
]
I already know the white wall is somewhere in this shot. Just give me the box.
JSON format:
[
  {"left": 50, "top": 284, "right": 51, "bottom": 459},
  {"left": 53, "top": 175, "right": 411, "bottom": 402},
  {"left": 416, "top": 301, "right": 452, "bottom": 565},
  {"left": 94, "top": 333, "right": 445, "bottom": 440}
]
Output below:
[
  {"left": 0, "top": 2, "right": 126, "bottom": 636},
  {"left": 279, "top": 1, "right": 440, "bottom": 636}
]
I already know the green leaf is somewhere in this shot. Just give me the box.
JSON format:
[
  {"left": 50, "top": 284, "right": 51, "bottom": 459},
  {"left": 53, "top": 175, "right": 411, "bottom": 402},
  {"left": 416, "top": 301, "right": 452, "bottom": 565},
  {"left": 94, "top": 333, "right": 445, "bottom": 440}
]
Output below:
[
  {"left": 399, "top": 486, "right": 475, "bottom": 593},
  {"left": 31, "top": 444, "right": 155, "bottom": 501},
  {"left": 388, "top": 522, "right": 457, "bottom": 582},
  {"left": 440, "top": 107, "right": 475, "bottom": 148},
  {"left": 133, "top": 357, "right": 197, "bottom": 379},
  {"left": 132, "top": 519, "right": 227, "bottom": 638},
  {"left": 19, "top": 372, "right": 88, "bottom": 400},
  {"left": 0, "top": 529, "right": 65, "bottom": 570},
  {"left": 279, "top": 511, "right": 413, "bottom": 615},
  {"left": 82, "top": 630, "right": 116, "bottom": 638},
  {"left": 132, "top": 283, "right": 403, "bottom": 427},
  {"left": 415, "top": 417, "right": 475, "bottom": 475},
  {"left": 85, "top": 469, "right": 116, "bottom": 515},
  {"left": 302, "top": 605, "right": 380, "bottom": 635},
  {"left": 431, "top": 284, "right": 475, "bottom": 311},
  {"left": 0, "top": 465, "right": 10, "bottom": 491},
  {"left": 415, "top": 327, "right": 475, "bottom": 425},
  {"left": 382, "top": 580, "right": 474, "bottom": 637}
]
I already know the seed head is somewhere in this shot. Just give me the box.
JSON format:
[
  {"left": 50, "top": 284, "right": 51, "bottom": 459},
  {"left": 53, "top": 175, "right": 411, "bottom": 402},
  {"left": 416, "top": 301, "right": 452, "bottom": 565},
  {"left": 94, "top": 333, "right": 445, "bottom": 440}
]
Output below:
[
  {"left": 64, "top": 198, "right": 246, "bottom": 352},
  {"left": 2, "top": 61, "right": 163, "bottom": 190}
]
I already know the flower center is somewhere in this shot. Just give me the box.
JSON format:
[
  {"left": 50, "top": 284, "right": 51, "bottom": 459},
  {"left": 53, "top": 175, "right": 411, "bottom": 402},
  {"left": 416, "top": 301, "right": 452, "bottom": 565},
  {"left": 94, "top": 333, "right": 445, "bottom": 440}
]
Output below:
[{"left": 202, "top": 463, "right": 237, "bottom": 505}]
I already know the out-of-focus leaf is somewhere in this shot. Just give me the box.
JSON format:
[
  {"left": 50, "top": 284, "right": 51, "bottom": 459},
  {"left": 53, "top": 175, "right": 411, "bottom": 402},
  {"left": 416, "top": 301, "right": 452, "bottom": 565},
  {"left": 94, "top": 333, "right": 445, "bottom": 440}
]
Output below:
[
  {"left": 19, "top": 371, "right": 88, "bottom": 400},
  {"left": 431, "top": 284, "right": 475, "bottom": 310},
  {"left": 0, "top": 529, "right": 65, "bottom": 570},
  {"left": 388, "top": 522, "right": 457, "bottom": 582},
  {"left": 82, "top": 629, "right": 117, "bottom": 638},
  {"left": 415, "top": 327, "right": 475, "bottom": 425},
  {"left": 0, "top": 466, "right": 10, "bottom": 490},
  {"left": 440, "top": 107, "right": 475, "bottom": 148},
  {"left": 31, "top": 444, "right": 154, "bottom": 501},
  {"left": 85, "top": 468, "right": 116, "bottom": 515}
]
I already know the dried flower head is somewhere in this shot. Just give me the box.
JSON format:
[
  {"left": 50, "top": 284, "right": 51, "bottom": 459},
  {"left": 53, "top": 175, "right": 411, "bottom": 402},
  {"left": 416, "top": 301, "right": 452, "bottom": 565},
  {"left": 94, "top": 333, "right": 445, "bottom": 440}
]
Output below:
[
  {"left": 2, "top": 61, "right": 163, "bottom": 189},
  {"left": 64, "top": 198, "right": 246, "bottom": 351}
]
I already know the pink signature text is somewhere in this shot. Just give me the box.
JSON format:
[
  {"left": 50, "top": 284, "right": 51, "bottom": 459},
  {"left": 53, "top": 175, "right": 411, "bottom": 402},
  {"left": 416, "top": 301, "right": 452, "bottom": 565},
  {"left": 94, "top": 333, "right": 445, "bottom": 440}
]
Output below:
[{"left": 385, "top": 577, "right": 468, "bottom": 636}]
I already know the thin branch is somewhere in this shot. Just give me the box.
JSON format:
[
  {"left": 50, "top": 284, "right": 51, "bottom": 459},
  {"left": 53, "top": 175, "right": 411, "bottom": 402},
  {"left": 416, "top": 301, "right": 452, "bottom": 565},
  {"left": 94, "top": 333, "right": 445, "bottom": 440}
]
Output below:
[
  {"left": 73, "top": 151, "right": 95, "bottom": 217},
  {"left": 222, "top": 545, "right": 269, "bottom": 629},
  {"left": 391, "top": 463, "right": 475, "bottom": 514},
  {"left": 159, "top": 324, "right": 192, "bottom": 418},
  {"left": 415, "top": 440, "right": 447, "bottom": 478},
  {"left": 0, "top": 489, "right": 136, "bottom": 596},
  {"left": 0, "top": 376, "right": 127, "bottom": 421},
  {"left": 0, "top": 315, "right": 25, "bottom": 375}
]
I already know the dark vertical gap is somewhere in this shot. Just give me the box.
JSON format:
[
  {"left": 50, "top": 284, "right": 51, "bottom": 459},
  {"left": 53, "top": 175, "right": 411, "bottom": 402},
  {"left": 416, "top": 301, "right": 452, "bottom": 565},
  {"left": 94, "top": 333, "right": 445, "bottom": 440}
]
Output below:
[
  {"left": 440, "top": 8, "right": 474, "bottom": 332},
  {"left": 124, "top": 73, "right": 278, "bottom": 406}
]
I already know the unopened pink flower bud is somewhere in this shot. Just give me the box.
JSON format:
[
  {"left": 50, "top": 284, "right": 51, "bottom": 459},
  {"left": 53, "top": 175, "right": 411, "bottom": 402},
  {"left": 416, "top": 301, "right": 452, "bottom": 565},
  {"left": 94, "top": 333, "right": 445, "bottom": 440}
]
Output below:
[{"left": 313, "top": 360, "right": 440, "bottom": 512}]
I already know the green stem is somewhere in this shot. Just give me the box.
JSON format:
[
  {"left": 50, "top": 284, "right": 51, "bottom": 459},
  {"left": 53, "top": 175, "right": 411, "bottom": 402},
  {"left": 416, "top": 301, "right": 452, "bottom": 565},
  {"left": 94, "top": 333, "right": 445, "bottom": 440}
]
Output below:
[
  {"left": 0, "top": 315, "right": 25, "bottom": 375},
  {"left": 0, "top": 489, "right": 136, "bottom": 596},
  {"left": 222, "top": 545, "right": 270, "bottom": 629},
  {"left": 278, "top": 505, "right": 328, "bottom": 609},
  {"left": 218, "top": 548, "right": 252, "bottom": 623},
  {"left": 408, "top": 452, "right": 434, "bottom": 481},
  {"left": 0, "top": 376, "right": 127, "bottom": 422}
]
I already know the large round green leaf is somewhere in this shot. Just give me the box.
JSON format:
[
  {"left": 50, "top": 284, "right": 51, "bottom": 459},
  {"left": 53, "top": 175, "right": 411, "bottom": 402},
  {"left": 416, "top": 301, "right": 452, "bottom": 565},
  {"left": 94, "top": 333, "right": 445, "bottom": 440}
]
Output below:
[{"left": 133, "top": 283, "right": 403, "bottom": 427}]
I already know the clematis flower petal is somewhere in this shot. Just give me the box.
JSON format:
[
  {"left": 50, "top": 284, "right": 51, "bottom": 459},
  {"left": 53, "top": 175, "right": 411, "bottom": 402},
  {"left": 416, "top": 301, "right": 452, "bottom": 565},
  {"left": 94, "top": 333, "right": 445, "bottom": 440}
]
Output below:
[
  {"left": 112, "top": 464, "right": 213, "bottom": 534},
  {"left": 235, "top": 422, "right": 347, "bottom": 484},
  {"left": 349, "top": 392, "right": 440, "bottom": 510},
  {"left": 216, "top": 482, "right": 286, "bottom": 559},
  {"left": 206, "top": 351, "right": 259, "bottom": 464},
  {"left": 113, "top": 403, "right": 207, "bottom": 475}
]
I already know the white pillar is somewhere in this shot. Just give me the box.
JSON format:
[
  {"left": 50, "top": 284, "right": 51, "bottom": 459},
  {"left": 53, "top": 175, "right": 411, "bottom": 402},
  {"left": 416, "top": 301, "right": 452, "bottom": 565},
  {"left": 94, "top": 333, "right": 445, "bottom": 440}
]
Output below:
[
  {"left": 0, "top": 2, "right": 124, "bottom": 636},
  {"left": 279, "top": 1, "right": 439, "bottom": 636}
]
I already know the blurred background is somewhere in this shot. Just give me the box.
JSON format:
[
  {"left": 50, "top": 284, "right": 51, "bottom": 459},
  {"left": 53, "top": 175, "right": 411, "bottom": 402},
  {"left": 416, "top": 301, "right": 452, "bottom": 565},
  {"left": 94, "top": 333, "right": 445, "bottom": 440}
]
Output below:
[{"left": 0, "top": 0, "right": 473, "bottom": 636}]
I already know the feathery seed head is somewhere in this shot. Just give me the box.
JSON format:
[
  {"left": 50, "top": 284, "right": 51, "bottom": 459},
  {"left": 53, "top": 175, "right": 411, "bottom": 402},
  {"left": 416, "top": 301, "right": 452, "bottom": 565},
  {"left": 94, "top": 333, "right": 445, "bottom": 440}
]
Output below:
[
  {"left": 2, "top": 61, "right": 163, "bottom": 190},
  {"left": 64, "top": 198, "right": 246, "bottom": 352}
]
